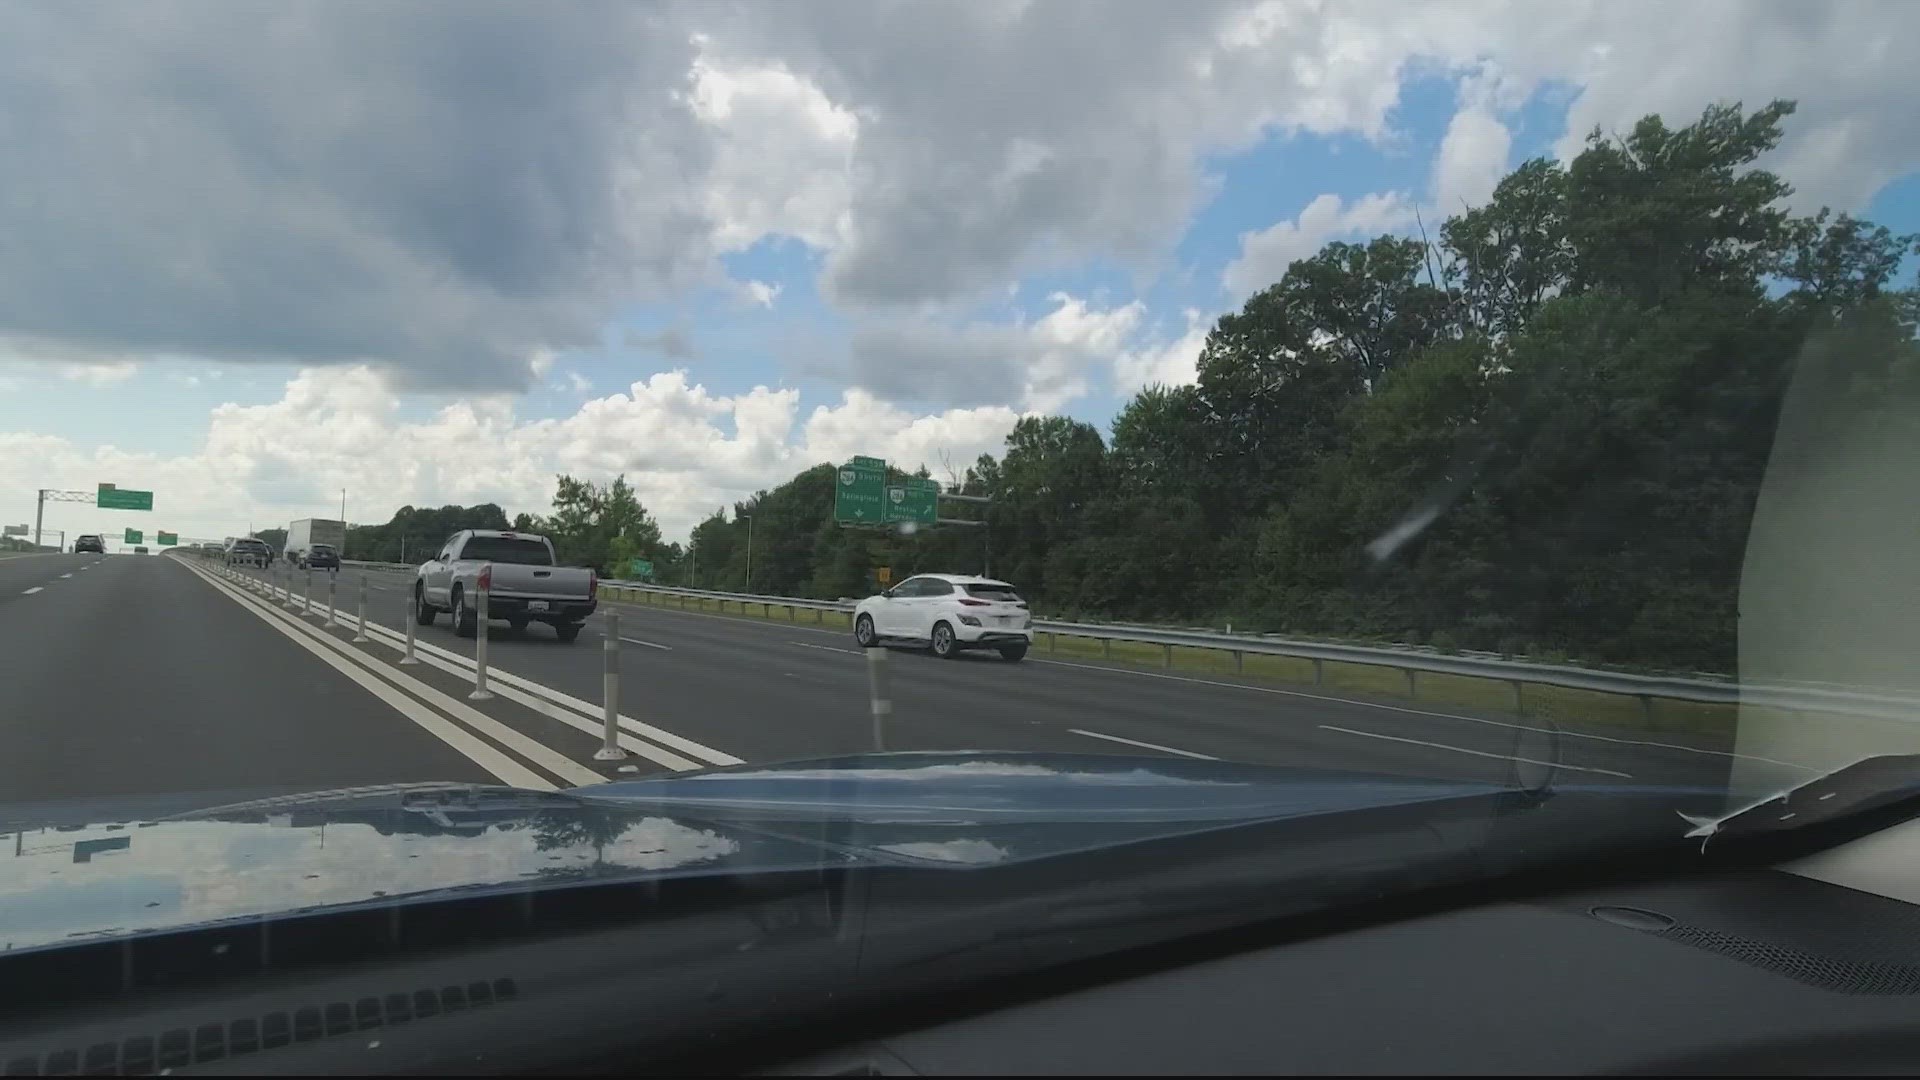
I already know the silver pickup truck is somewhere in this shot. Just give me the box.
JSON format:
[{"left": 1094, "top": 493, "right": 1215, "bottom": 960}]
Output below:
[{"left": 412, "top": 529, "right": 598, "bottom": 642}]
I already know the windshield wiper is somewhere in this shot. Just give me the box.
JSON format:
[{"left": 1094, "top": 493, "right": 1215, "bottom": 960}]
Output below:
[{"left": 1680, "top": 754, "right": 1920, "bottom": 847}]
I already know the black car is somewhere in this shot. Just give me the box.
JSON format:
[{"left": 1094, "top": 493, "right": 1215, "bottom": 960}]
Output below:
[
  {"left": 72, "top": 534, "right": 104, "bottom": 554},
  {"left": 302, "top": 542, "right": 341, "bottom": 570},
  {"left": 224, "top": 537, "right": 273, "bottom": 567}
]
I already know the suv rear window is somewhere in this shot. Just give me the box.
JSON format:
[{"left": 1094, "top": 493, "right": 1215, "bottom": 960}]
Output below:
[
  {"left": 461, "top": 536, "right": 553, "bottom": 565},
  {"left": 963, "top": 583, "right": 1022, "bottom": 602},
  {"left": 310, "top": 544, "right": 336, "bottom": 554}
]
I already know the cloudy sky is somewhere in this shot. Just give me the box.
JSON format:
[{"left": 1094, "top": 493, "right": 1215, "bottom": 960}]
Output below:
[{"left": 3, "top": 0, "right": 1916, "bottom": 546}]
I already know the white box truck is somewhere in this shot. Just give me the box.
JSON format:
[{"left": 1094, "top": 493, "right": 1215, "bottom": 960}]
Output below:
[{"left": 285, "top": 518, "right": 346, "bottom": 568}]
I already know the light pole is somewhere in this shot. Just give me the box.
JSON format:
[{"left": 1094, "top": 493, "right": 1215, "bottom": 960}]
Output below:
[{"left": 742, "top": 514, "right": 754, "bottom": 593}]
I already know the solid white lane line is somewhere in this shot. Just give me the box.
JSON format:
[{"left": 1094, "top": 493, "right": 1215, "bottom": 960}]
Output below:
[
  {"left": 1318, "top": 724, "right": 1633, "bottom": 779},
  {"left": 1068, "top": 728, "right": 1218, "bottom": 760},
  {"left": 789, "top": 641, "right": 862, "bottom": 656},
  {"left": 232, "top": 584, "right": 610, "bottom": 787},
  {"left": 336, "top": 607, "right": 738, "bottom": 766},
  {"left": 59, "top": 573, "right": 72, "bottom": 579},
  {"left": 1034, "top": 656, "right": 1779, "bottom": 766},
  {"left": 21, "top": 587, "right": 42, "bottom": 595},
  {"left": 184, "top": 564, "right": 556, "bottom": 790},
  {"left": 199, "top": 568, "right": 610, "bottom": 786},
  {"left": 619, "top": 636, "right": 673, "bottom": 650},
  {"left": 335, "top": 613, "right": 701, "bottom": 771}
]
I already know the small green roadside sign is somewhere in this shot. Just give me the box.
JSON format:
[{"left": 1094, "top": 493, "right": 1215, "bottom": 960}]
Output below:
[
  {"left": 97, "top": 484, "right": 153, "bottom": 511},
  {"left": 627, "top": 558, "right": 654, "bottom": 579},
  {"left": 157, "top": 532, "right": 177, "bottom": 546},
  {"left": 124, "top": 528, "right": 143, "bottom": 544}
]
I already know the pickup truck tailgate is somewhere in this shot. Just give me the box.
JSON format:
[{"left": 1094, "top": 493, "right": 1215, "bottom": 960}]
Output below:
[{"left": 482, "top": 563, "right": 593, "bottom": 599}]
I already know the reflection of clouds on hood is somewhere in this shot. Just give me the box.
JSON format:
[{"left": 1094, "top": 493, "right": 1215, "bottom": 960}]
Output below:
[
  {"left": 877, "top": 839, "right": 1011, "bottom": 865},
  {"left": 678, "top": 762, "right": 1241, "bottom": 785},
  {"left": 0, "top": 816, "right": 738, "bottom": 953}
]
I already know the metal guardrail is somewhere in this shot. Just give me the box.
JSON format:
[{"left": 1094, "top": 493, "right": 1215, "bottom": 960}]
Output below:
[{"left": 329, "top": 559, "right": 1920, "bottom": 720}]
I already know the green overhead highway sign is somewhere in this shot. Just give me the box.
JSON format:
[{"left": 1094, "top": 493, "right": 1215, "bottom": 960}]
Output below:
[
  {"left": 157, "top": 532, "right": 177, "bottom": 546},
  {"left": 885, "top": 477, "right": 940, "bottom": 524},
  {"left": 124, "top": 528, "right": 143, "bottom": 544},
  {"left": 834, "top": 458, "right": 887, "bottom": 524},
  {"left": 628, "top": 558, "right": 654, "bottom": 579},
  {"left": 96, "top": 484, "right": 153, "bottom": 511}
]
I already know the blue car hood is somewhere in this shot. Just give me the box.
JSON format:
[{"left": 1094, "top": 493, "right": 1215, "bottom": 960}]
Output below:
[{"left": 0, "top": 752, "right": 1514, "bottom": 955}]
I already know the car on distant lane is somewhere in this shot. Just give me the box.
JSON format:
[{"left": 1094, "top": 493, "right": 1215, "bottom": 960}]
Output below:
[
  {"left": 224, "top": 537, "right": 273, "bottom": 568},
  {"left": 301, "top": 542, "right": 342, "bottom": 570},
  {"left": 854, "top": 573, "right": 1032, "bottom": 660},
  {"left": 73, "top": 534, "right": 105, "bottom": 554}
]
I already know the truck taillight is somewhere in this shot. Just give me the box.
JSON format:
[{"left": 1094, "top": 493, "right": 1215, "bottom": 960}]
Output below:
[
  {"left": 589, "top": 569, "right": 598, "bottom": 595},
  {"left": 478, "top": 563, "right": 492, "bottom": 590}
]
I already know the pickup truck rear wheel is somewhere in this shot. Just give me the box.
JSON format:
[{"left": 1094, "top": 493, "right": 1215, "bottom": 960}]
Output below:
[
  {"left": 412, "top": 585, "right": 439, "bottom": 626},
  {"left": 507, "top": 616, "right": 529, "bottom": 632},
  {"left": 554, "top": 622, "right": 582, "bottom": 643},
  {"left": 451, "top": 587, "right": 478, "bottom": 638}
]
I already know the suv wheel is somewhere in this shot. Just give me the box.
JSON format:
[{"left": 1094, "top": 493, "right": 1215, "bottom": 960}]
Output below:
[
  {"left": 931, "top": 621, "right": 958, "bottom": 659},
  {"left": 854, "top": 613, "right": 877, "bottom": 648}
]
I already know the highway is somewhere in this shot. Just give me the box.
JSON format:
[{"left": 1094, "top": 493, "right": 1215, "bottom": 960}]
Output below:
[{"left": 0, "top": 550, "right": 1752, "bottom": 817}]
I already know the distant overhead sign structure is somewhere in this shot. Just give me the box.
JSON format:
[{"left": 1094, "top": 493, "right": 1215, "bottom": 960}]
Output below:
[
  {"left": 628, "top": 558, "right": 654, "bottom": 580},
  {"left": 96, "top": 484, "right": 153, "bottom": 511},
  {"left": 2, "top": 525, "right": 25, "bottom": 537},
  {"left": 157, "top": 532, "right": 177, "bottom": 546},
  {"left": 835, "top": 459, "right": 945, "bottom": 526},
  {"left": 124, "top": 528, "right": 143, "bottom": 544}
]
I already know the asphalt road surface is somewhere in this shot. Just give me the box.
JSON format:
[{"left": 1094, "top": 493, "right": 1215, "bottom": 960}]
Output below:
[{"left": 0, "top": 554, "right": 1756, "bottom": 816}]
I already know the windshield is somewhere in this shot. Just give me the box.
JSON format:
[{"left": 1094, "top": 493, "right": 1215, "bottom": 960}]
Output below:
[
  {"left": 1, "top": 1, "right": 1916, "bottom": 1058},
  {"left": 460, "top": 536, "right": 553, "bottom": 565}
]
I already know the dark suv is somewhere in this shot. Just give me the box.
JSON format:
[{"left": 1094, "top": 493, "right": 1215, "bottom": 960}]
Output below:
[
  {"left": 224, "top": 537, "right": 273, "bottom": 567},
  {"left": 74, "top": 534, "right": 105, "bottom": 554},
  {"left": 304, "top": 543, "right": 341, "bottom": 570}
]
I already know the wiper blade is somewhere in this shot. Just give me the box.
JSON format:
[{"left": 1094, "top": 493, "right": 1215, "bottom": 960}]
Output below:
[{"left": 1681, "top": 754, "right": 1920, "bottom": 847}]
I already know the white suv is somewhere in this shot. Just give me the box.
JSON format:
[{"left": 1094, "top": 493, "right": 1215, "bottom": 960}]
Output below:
[{"left": 853, "top": 573, "right": 1033, "bottom": 661}]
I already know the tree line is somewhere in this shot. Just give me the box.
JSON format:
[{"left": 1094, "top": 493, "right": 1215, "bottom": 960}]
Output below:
[{"left": 348, "top": 101, "right": 1920, "bottom": 673}]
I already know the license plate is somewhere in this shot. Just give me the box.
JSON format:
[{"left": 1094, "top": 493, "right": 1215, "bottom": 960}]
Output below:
[{"left": 526, "top": 601, "right": 549, "bottom": 612}]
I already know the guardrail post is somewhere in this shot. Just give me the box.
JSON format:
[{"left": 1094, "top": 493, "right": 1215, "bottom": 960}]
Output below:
[
  {"left": 1048, "top": 631, "right": 1057, "bottom": 654},
  {"left": 1508, "top": 679, "right": 1523, "bottom": 715},
  {"left": 594, "top": 611, "right": 627, "bottom": 760},
  {"left": 1102, "top": 638, "right": 1111, "bottom": 659},
  {"left": 866, "top": 646, "right": 890, "bottom": 751},
  {"left": 400, "top": 589, "right": 420, "bottom": 665},
  {"left": 303, "top": 565, "right": 315, "bottom": 618},
  {"left": 324, "top": 570, "right": 337, "bottom": 628},
  {"left": 1162, "top": 643, "right": 1173, "bottom": 670},
  {"left": 278, "top": 561, "right": 293, "bottom": 608},
  {"left": 1404, "top": 668, "right": 1417, "bottom": 697},
  {"left": 352, "top": 576, "right": 369, "bottom": 643},
  {"left": 1637, "top": 694, "right": 1654, "bottom": 728},
  {"left": 815, "top": 607, "right": 823, "bottom": 624},
  {"left": 469, "top": 579, "right": 494, "bottom": 701},
  {"left": 1232, "top": 649, "right": 1243, "bottom": 674},
  {"left": 1312, "top": 658, "right": 1324, "bottom": 686}
]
